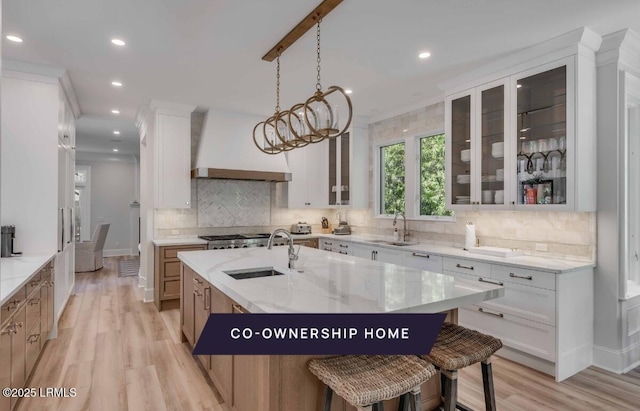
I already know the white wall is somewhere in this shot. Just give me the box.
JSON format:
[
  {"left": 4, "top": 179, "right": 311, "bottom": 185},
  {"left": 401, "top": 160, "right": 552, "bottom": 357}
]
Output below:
[
  {"left": 1, "top": 75, "right": 58, "bottom": 254},
  {"left": 76, "top": 154, "right": 139, "bottom": 256}
]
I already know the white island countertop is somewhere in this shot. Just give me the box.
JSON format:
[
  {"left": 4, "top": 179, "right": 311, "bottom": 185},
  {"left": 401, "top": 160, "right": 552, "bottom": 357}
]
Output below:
[
  {"left": 178, "top": 246, "right": 504, "bottom": 314},
  {"left": 1, "top": 253, "right": 56, "bottom": 305}
]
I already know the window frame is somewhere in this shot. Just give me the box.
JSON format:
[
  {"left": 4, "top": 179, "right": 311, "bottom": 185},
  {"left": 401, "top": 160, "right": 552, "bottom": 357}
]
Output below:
[
  {"left": 374, "top": 129, "right": 455, "bottom": 222},
  {"left": 375, "top": 138, "right": 407, "bottom": 218}
]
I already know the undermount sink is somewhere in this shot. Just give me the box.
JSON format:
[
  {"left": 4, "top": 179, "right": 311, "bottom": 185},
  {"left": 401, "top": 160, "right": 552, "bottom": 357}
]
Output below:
[{"left": 224, "top": 267, "right": 285, "bottom": 280}]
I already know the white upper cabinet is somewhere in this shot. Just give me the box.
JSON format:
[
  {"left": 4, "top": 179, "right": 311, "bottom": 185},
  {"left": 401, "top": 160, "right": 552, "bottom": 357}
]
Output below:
[
  {"left": 150, "top": 102, "right": 196, "bottom": 209},
  {"left": 285, "top": 140, "right": 329, "bottom": 208},
  {"left": 284, "top": 125, "right": 368, "bottom": 209},
  {"left": 445, "top": 28, "right": 600, "bottom": 212}
]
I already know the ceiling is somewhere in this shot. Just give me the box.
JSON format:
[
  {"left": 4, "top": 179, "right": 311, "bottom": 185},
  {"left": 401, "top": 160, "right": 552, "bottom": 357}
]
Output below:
[{"left": 4, "top": 0, "right": 640, "bottom": 154}]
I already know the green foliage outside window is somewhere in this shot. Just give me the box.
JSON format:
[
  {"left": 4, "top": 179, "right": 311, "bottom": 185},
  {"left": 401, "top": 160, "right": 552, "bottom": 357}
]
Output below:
[
  {"left": 381, "top": 143, "right": 405, "bottom": 214},
  {"left": 420, "top": 134, "right": 453, "bottom": 217}
]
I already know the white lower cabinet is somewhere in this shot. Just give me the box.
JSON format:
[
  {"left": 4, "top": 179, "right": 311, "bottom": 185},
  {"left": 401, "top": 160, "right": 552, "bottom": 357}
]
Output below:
[
  {"left": 349, "top": 244, "right": 403, "bottom": 264},
  {"left": 319, "top": 239, "right": 351, "bottom": 255},
  {"left": 447, "top": 256, "right": 593, "bottom": 381}
]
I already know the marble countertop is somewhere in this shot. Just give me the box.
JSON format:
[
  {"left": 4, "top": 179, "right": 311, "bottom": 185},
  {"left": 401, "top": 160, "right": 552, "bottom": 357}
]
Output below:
[
  {"left": 178, "top": 247, "right": 504, "bottom": 314},
  {"left": 291, "top": 233, "right": 594, "bottom": 273},
  {"left": 1, "top": 253, "right": 56, "bottom": 305},
  {"left": 153, "top": 238, "right": 208, "bottom": 246}
]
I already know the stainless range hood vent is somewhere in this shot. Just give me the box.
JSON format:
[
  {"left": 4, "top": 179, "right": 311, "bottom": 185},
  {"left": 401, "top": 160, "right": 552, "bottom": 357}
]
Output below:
[
  {"left": 192, "top": 109, "right": 291, "bottom": 182},
  {"left": 191, "top": 167, "right": 291, "bottom": 182}
]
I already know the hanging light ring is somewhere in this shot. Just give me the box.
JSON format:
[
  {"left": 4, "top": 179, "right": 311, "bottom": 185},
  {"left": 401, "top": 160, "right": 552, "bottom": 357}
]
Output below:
[
  {"left": 263, "top": 114, "right": 295, "bottom": 152},
  {"left": 253, "top": 120, "right": 282, "bottom": 155},
  {"left": 303, "top": 86, "right": 353, "bottom": 139},
  {"left": 288, "top": 102, "right": 323, "bottom": 144},
  {"left": 274, "top": 109, "right": 310, "bottom": 148}
]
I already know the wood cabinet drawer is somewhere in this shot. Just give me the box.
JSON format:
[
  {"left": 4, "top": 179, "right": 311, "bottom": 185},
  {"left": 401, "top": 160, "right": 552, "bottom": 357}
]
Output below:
[
  {"left": 480, "top": 282, "right": 556, "bottom": 326},
  {"left": 2, "top": 286, "right": 26, "bottom": 324},
  {"left": 443, "top": 257, "right": 490, "bottom": 277},
  {"left": 25, "top": 274, "right": 42, "bottom": 296},
  {"left": 492, "top": 265, "right": 556, "bottom": 290},
  {"left": 403, "top": 252, "right": 443, "bottom": 273},
  {"left": 163, "top": 245, "right": 206, "bottom": 260},
  {"left": 164, "top": 280, "right": 181, "bottom": 298},
  {"left": 164, "top": 261, "right": 181, "bottom": 278},
  {"left": 25, "top": 289, "right": 41, "bottom": 333},
  {"left": 459, "top": 305, "right": 556, "bottom": 362}
]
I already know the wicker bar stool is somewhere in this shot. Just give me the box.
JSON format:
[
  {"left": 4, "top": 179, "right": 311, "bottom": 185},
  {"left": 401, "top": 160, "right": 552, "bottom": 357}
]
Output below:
[
  {"left": 423, "top": 322, "right": 503, "bottom": 411},
  {"left": 308, "top": 355, "right": 436, "bottom": 411}
]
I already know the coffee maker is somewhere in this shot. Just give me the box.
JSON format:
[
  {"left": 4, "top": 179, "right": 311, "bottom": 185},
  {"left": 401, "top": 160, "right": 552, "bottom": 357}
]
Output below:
[{"left": 1, "top": 225, "right": 22, "bottom": 258}]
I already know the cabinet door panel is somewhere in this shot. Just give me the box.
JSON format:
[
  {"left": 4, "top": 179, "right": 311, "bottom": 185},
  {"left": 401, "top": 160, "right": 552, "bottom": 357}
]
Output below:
[
  {"left": 156, "top": 114, "right": 191, "bottom": 208},
  {"left": 194, "top": 286, "right": 210, "bottom": 369},
  {"left": 403, "top": 252, "right": 443, "bottom": 274},
  {"left": 446, "top": 91, "right": 476, "bottom": 207},
  {"left": 11, "top": 308, "right": 26, "bottom": 410},
  {"left": 26, "top": 322, "right": 42, "bottom": 378},
  {"left": 285, "top": 149, "right": 308, "bottom": 208},
  {"left": 480, "top": 282, "right": 556, "bottom": 326},
  {"left": 209, "top": 286, "right": 233, "bottom": 403},
  {"left": 0, "top": 325, "right": 11, "bottom": 411}
]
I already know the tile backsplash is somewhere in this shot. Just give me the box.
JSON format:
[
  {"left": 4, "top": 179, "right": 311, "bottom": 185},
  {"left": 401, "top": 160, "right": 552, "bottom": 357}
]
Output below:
[{"left": 197, "top": 180, "right": 270, "bottom": 227}]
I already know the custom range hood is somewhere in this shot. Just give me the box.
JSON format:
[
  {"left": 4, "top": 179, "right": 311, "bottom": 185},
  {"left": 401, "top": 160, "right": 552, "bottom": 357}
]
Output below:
[{"left": 192, "top": 109, "right": 291, "bottom": 182}]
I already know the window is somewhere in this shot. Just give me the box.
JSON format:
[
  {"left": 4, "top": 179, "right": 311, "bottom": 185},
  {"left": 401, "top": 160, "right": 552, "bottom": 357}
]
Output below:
[
  {"left": 380, "top": 142, "right": 405, "bottom": 214},
  {"left": 420, "top": 134, "right": 453, "bottom": 217}
]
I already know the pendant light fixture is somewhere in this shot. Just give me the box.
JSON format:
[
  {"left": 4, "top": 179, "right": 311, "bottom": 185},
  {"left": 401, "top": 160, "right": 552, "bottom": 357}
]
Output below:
[
  {"left": 253, "top": 0, "right": 352, "bottom": 154},
  {"left": 253, "top": 51, "right": 309, "bottom": 154}
]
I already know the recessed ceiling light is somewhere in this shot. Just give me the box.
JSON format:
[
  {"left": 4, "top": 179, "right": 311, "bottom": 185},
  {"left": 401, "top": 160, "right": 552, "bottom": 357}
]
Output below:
[
  {"left": 113, "top": 148, "right": 119, "bottom": 152},
  {"left": 418, "top": 51, "right": 431, "bottom": 59},
  {"left": 345, "top": 89, "right": 353, "bottom": 94},
  {"left": 113, "top": 130, "right": 120, "bottom": 135},
  {"left": 6, "top": 35, "right": 23, "bottom": 43},
  {"left": 111, "top": 81, "right": 123, "bottom": 87},
  {"left": 111, "top": 109, "right": 120, "bottom": 114},
  {"left": 111, "top": 38, "right": 126, "bottom": 46},
  {"left": 516, "top": 84, "right": 522, "bottom": 89}
]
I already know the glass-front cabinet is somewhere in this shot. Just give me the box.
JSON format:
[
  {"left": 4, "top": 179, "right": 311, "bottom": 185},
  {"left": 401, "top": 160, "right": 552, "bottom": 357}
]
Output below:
[
  {"left": 446, "top": 79, "right": 509, "bottom": 208},
  {"left": 445, "top": 53, "right": 595, "bottom": 211},
  {"left": 446, "top": 92, "right": 474, "bottom": 208},
  {"left": 514, "top": 63, "right": 569, "bottom": 208}
]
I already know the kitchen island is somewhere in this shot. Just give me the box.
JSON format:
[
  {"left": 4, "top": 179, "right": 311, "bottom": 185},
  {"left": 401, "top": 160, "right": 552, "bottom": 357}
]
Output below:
[{"left": 178, "top": 246, "right": 504, "bottom": 411}]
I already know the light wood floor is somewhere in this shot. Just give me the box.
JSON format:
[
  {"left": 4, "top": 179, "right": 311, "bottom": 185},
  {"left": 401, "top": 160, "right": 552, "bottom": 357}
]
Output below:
[{"left": 17, "top": 257, "right": 640, "bottom": 411}]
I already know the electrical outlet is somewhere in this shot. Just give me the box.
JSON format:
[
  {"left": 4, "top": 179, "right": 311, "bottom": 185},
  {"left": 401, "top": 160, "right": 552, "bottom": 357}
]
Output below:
[
  {"left": 535, "top": 243, "right": 548, "bottom": 252},
  {"left": 171, "top": 229, "right": 180, "bottom": 235}
]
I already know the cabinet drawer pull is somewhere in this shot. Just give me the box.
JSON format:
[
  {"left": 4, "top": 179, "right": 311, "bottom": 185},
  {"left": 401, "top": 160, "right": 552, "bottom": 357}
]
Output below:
[
  {"left": 478, "top": 278, "right": 504, "bottom": 286},
  {"left": 204, "top": 287, "right": 210, "bottom": 311},
  {"left": 28, "top": 280, "right": 40, "bottom": 287},
  {"left": 28, "top": 298, "right": 41, "bottom": 306},
  {"left": 412, "top": 252, "right": 430, "bottom": 259},
  {"left": 13, "top": 321, "right": 23, "bottom": 329},
  {"left": 323, "top": 248, "right": 332, "bottom": 251},
  {"left": 27, "top": 333, "right": 41, "bottom": 344},
  {"left": 339, "top": 251, "right": 348, "bottom": 255},
  {"left": 325, "top": 242, "right": 333, "bottom": 246},
  {"left": 193, "top": 278, "right": 203, "bottom": 285},
  {"left": 478, "top": 307, "right": 504, "bottom": 318},
  {"left": 232, "top": 304, "right": 247, "bottom": 314},
  {"left": 1, "top": 326, "right": 13, "bottom": 335},
  {"left": 193, "top": 289, "right": 203, "bottom": 297},
  {"left": 509, "top": 273, "right": 533, "bottom": 280},
  {"left": 339, "top": 244, "right": 348, "bottom": 248},
  {"left": 456, "top": 263, "right": 474, "bottom": 270}
]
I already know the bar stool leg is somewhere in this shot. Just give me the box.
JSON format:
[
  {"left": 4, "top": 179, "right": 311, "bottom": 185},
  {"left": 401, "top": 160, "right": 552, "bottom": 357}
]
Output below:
[
  {"left": 442, "top": 370, "right": 457, "bottom": 411},
  {"left": 409, "top": 386, "right": 421, "bottom": 411},
  {"left": 481, "top": 358, "right": 497, "bottom": 411},
  {"left": 324, "top": 386, "right": 333, "bottom": 411},
  {"left": 374, "top": 401, "right": 384, "bottom": 411},
  {"left": 397, "top": 393, "right": 406, "bottom": 411}
]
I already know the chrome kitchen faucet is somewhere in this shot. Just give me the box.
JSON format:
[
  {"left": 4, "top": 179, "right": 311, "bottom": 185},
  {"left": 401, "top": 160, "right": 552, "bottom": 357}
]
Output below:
[{"left": 267, "top": 229, "right": 299, "bottom": 269}]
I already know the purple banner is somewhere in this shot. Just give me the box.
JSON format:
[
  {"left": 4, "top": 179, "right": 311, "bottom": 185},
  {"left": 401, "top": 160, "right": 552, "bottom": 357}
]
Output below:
[{"left": 193, "top": 313, "right": 446, "bottom": 355}]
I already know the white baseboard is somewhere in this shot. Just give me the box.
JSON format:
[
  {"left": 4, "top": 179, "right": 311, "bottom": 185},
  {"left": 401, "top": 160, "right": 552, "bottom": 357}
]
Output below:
[
  {"left": 495, "top": 346, "right": 556, "bottom": 377},
  {"left": 594, "top": 342, "right": 640, "bottom": 374},
  {"left": 143, "top": 287, "right": 154, "bottom": 303},
  {"left": 104, "top": 248, "right": 135, "bottom": 257}
]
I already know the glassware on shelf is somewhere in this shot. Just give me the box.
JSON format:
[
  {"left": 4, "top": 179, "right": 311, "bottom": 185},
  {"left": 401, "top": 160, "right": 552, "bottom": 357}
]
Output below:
[
  {"left": 548, "top": 137, "right": 558, "bottom": 151},
  {"left": 558, "top": 136, "right": 566, "bottom": 151},
  {"left": 538, "top": 139, "right": 548, "bottom": 152}
]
